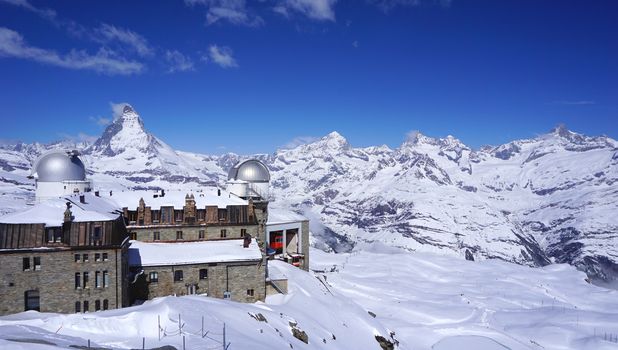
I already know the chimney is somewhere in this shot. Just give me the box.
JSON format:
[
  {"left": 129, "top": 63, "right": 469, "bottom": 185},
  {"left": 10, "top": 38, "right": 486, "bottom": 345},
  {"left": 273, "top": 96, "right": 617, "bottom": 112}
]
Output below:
[
  {"left": 161, "top": 189, "right": 165, "bottom": 197},
  {"left": 94, "top": 191, "right": 100, "bottom": 197},
  {"left": 64, "top": 202, "right": 73, "bottom": 223},
  {"left": 217, "top": 189, "right": 221, "bottom": 197},
  {"left": 243, "top": 233, "right": 252, "bottom": 248},
  {"left": 79, "top": 194, "right": 85, "bottom": 204},
  {"left": 109, "top": 190, "right": 113, "bottom": 197}
]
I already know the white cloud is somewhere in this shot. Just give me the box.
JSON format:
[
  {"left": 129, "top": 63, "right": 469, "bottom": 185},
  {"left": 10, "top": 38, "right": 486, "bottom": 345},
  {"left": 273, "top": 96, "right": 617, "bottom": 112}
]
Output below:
[
  {"left": 0, "top": 27, "right": 144, "bottom": 75},
  {"left": 93, "top": 24, "right": 153, "bottom": 57},
  {"left": 208, "top": 45, "right": 238, "bottom": 68},
  {"left": 275, "top": 0, "right": 337, "bottom": 21},
  {"left": 369, "top": 0, "right": 451, "bottom": 12},
  {"left": 110, "top": 102, "right": 131, "bottom": 120},
  {"left": 0, "top": 0, "right": 57, "bottom": 21},
  {"left": 89, "top": 116, "right": 112, "bottom": 126},
  {"left": 165, "top": 50, "right": 195, "bottom": 72},
  {"left": 550, "top": 100, "right": 596, "bottom": 106},
  {"left": 281, "top": 136, "right": 320, "bottom": 149},
  {"left": 185, "top": 0, "right": 263, "bottom": 27}
]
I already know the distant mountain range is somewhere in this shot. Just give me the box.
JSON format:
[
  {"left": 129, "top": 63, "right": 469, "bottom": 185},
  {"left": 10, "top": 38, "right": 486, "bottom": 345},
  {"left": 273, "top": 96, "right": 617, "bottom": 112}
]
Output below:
[{"left": 1, "top": 105, "right": 617, "bottom": 282}]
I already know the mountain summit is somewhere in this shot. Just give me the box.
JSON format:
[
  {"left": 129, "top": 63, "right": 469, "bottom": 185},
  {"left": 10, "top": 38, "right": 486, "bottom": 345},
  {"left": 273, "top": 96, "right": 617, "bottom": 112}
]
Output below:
[{"left": 86, "top": 104, "right": 162, "bottom": 157}]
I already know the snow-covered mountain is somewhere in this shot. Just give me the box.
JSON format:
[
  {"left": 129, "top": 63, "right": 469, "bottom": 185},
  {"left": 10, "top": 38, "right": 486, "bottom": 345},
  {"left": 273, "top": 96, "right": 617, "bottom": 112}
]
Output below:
[{"left": 1, "top": 106, "right": 616, "bottom": 282}]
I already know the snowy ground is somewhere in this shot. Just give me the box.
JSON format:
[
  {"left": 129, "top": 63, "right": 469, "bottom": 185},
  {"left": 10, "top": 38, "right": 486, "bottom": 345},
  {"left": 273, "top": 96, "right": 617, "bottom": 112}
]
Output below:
[
  {"left": 312, "top": 246, "right": 618, "bottom": 350},
  {"left": 1, "top": 248, "right": 618, "bottom": 349}
]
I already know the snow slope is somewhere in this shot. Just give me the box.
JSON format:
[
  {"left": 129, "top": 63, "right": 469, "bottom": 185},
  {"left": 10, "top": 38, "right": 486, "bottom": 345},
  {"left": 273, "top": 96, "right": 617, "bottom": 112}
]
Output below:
[
  {"left": 0, "top": 260, "right": 395, "bottom": 350},
  {"left": 1, "top": 250, "right": 618, "bottom": 349},
  {"left": 312, "top": 247, "right": 618, "bottom": 350}
]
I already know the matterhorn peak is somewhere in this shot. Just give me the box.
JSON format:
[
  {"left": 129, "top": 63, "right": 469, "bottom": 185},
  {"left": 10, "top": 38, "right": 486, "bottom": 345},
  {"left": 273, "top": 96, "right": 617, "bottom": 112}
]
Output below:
[
  {"left": 85, "top": 103, "right": 157, "bottom": 157},
  {"left": 402, "top": 130, "right": 435, "bottom": 146},
  {"left": 122, "top": 104, "right": 135, "bottom": 114},
  {"left": 550, "top": 123, "right": 572, "bottom": 138}
]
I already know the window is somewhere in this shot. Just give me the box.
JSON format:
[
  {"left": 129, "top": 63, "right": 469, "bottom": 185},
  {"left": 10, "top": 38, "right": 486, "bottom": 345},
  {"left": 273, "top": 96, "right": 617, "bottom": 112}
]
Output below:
[
  {"left": 153, "top": 231, "right": 160, "bottom": 241},
  {"left": 218, "top": 209, "right": 226, "bottom": 221},
  {"left": 161, "top": 207, "right": 173, "bottom": 224},
  {"left": 176, "top": 231, "right": 183, "bottom": 240},
  {"left": 175, "top": 210, "right": 183, "bottom": 222},
  {"left": 128, "top": 211, "right": 137, "bottom": 223},
  {"left": 24, "top": 290, "right": 40, "bottom": 311},
  {"left": 130, "top": 232, "right": 137, "bottom": 240},
  {"left": 75, "top": 273, "right": 81, "bottom": 289},
  {"left": 75, "top": 301, "right": 81, "bottom": 313},
  {"left": 174, "top": 270, "right": 183, "bottom": 282},
  {"left": 241, "top": 228, "right": 247, "bottom": 237},
  {"left": 23, "top": 257, "right": 30, "bottom": 271},
  {"left": 102, "top": 253, "right": 108, "bottom": 261},
  {"left": 247, "top": 289, "right": 255, "bottom": 297},
  {"left": 103, "top": 299, "right": 109, "bottom": 310},
  {"left": 95, "top": 300, "right": 101, "bottom": 311},
  {"left": 83, "top": 272, "right": 89, "bottom": 288},
  {"left": 74, "top": 254, "right": 80, "bottom": 263},
  {"left": 83, "top": 254, "right": 88, "bottom": 262},
  {"left": 95, "top": 271, "right": 101, "bottom": 288},
  {"left": 198, "top": 230, "right": 205, "bottom": 239},
  {"left": 93, "top": 227, "right": 102, "bottom": 242},
  {"left": 103, "top": 271, "right": 109, "bottom": 287},
  {"left": 149, "top": 271, "right": 158, "bottom": 283},
  {"left": 199, "top": 269, "right": 208, "bottom": 280},
  {"left": 152, "top": 210, "right": 160, "bottom": 223},
  {"left": 46, "top": 228, "right": 62, "bottom": 243},
  {"left": 95, "top": 253, "right": 101, "bottom": 262},
  {"left": 197, "top": 210, "right": 205, "bottom": 221},
  {"left": 34, "top": 257, "right": 41, "bottom": 271},
  {"left": 83, "top": 301, "right": 89, "bottom": 312},
  {"left": 220, "top": 229, "right": 227, "bottom": 238}
]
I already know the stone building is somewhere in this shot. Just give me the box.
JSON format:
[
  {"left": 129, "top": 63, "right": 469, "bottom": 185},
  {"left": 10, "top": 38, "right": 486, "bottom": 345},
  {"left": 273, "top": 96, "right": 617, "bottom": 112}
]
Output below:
[
  {"left": 128, "top": 237, "right": 265, "bottom": 303},
  {"left": 0, "top": 156, "right": 310, "bottom": 316},
  {"left": 0, "top": 193, "right": 129, "bottom": 316},
  {"left": 105, "top": 189, "right": 259, "bottom": 242}
]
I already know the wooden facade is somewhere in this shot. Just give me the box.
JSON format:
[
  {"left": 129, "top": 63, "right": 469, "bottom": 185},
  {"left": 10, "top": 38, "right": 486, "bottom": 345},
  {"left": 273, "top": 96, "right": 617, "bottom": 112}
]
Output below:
[
  {"left": 0, "top": 217, "right": 128, "bottom": 250},
  {"left": 123, "top": 195, "right": 257, "bottom": 228}
]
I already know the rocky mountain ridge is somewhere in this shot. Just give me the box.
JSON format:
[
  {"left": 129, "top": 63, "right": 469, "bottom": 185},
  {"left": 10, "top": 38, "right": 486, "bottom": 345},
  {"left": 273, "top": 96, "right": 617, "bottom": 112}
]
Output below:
[{"left": 1, "top": 106, "right": 616, "bottom": 282}]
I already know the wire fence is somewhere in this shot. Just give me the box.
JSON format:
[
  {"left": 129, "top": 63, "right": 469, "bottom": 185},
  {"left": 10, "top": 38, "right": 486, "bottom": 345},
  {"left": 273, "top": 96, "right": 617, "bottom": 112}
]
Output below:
[{"left": 80, "top": 314, "right": 231, "bottom": 350}]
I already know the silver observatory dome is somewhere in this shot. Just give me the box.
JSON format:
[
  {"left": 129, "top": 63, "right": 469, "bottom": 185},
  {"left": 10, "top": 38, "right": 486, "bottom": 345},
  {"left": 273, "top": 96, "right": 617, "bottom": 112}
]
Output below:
[
  {"left": 31, "top": 150, "right": 87, "bottom": 182},
  {"left": 228, "top": 159, "right": 270, "bottom": 183}
]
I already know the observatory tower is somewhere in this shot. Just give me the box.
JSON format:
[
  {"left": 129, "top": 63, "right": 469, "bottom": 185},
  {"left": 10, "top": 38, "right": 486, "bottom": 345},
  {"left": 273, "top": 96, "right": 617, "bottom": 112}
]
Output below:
[
  {"left": 29, "top": 150, "right": 91, "bottom": 203},
  {"left": 227, "top": 159, "right": 270, "bottom": 202}
]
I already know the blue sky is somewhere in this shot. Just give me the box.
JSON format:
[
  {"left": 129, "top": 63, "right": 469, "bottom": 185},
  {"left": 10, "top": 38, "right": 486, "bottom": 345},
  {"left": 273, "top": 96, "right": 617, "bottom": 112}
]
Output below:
[{"left": 0, "top": 0, "right": 616, "bottom": 154}]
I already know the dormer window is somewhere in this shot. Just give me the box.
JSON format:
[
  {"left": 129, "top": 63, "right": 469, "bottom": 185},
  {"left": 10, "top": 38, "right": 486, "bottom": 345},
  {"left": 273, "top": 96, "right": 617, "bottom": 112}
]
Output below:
[{"left": 46, "top": 227, "right": 62, "bottom": 243}]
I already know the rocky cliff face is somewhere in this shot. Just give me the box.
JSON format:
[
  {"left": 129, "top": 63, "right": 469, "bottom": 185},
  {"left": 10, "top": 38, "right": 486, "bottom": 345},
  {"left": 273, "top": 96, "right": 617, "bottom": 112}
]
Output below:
[{"left": 1, "top": 109, "right": 616, "bottom": 282}]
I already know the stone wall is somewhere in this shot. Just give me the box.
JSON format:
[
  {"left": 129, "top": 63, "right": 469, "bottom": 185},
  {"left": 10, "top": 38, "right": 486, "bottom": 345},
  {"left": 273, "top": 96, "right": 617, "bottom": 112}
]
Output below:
[
  {"left": 0, "top": 246, "right": 127, "bottom": 315},
  {"left": 132, "top": 260, "right": 265, "bottom": 303},
  {"left": 130, "top": 224, "right": 258, "bottom": 242}
]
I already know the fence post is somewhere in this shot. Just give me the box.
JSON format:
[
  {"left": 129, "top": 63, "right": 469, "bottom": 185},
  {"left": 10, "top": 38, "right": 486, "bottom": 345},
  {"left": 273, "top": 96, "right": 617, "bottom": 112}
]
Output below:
[
  {"left": 158, "top": 315, "right": 161, "bottom": 341},
  {"left": 223, "top": 323, "right": 226, "bottom": 350}
]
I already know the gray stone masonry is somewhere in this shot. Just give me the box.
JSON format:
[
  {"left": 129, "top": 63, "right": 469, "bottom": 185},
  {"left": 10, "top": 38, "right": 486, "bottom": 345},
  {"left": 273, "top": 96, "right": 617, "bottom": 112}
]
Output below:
[
  {"left": 0, "top": 247, "right": 127, "bottom": 315},
  {"left": 134, "top": 260, "right": 265, "bottom": 303}
]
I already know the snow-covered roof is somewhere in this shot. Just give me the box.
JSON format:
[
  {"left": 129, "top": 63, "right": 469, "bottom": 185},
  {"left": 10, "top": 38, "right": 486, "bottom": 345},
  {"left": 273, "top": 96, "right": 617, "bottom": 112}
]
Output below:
[
  {"left": 267, "top": 209, "right": 308, "bottom": 225},
  {"left": 0, "top": 193, "right": 122, "bottom": 227},
  {"left": 128, "top": 239, "right": 263, "bottom": 267},
  {"left": 103, "top": 188, "right": 248, "bottom": 210},
  {"left": 267, "top": 260, "right": 288, "bottom": 281}
]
